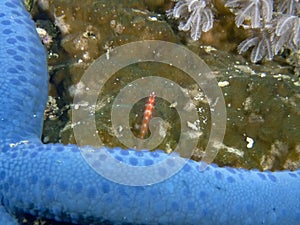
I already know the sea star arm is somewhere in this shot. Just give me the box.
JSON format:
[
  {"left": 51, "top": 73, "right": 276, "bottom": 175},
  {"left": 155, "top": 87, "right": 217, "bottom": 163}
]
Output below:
[
  {"left": 1, "top": 141, "right": 300, "bottom": 224},
  {"left": 0, "top": 0, "right": 48, "bottom": 142},
  {"left": 0, "top": 205, "right": 18, "bottom": 225}
]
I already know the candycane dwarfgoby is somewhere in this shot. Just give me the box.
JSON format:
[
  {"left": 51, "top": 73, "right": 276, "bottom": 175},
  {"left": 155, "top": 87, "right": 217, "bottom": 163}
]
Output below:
[{"left": 140, "top": 92, "right": 156, "bottom": 139}]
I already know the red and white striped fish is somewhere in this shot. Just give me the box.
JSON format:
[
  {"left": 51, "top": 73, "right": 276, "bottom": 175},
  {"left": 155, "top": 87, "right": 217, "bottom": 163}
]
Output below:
[{"left": 140, "top": 92, "right": 156, "bottom": 139}]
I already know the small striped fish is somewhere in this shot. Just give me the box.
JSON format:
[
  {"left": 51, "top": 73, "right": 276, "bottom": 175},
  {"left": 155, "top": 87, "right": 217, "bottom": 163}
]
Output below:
[{"left": 140, "top": 92, "right": 156, "bottom": 139}]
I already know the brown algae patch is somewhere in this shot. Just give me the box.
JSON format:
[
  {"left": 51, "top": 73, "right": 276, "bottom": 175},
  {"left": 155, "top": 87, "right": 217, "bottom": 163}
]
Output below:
[{"left": 33, "top": 1, "right": 300, "bottom": 171}]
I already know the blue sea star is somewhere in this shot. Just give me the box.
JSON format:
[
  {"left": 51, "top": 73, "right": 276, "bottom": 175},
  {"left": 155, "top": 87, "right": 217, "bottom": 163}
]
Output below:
[{"left": 0, "top": 0, "right": 300, "bottom": 224}]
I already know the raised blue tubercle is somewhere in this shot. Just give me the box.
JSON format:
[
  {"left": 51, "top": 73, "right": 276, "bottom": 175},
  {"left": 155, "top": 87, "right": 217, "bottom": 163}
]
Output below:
[{"left": 0, "top": 0, "right": 299, "bottom": 225}]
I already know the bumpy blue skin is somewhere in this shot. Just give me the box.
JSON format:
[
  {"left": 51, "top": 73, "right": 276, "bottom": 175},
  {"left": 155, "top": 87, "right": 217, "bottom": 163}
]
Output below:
[{"left": 0, "top": 0, "right": 300, "bottom": 225}]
